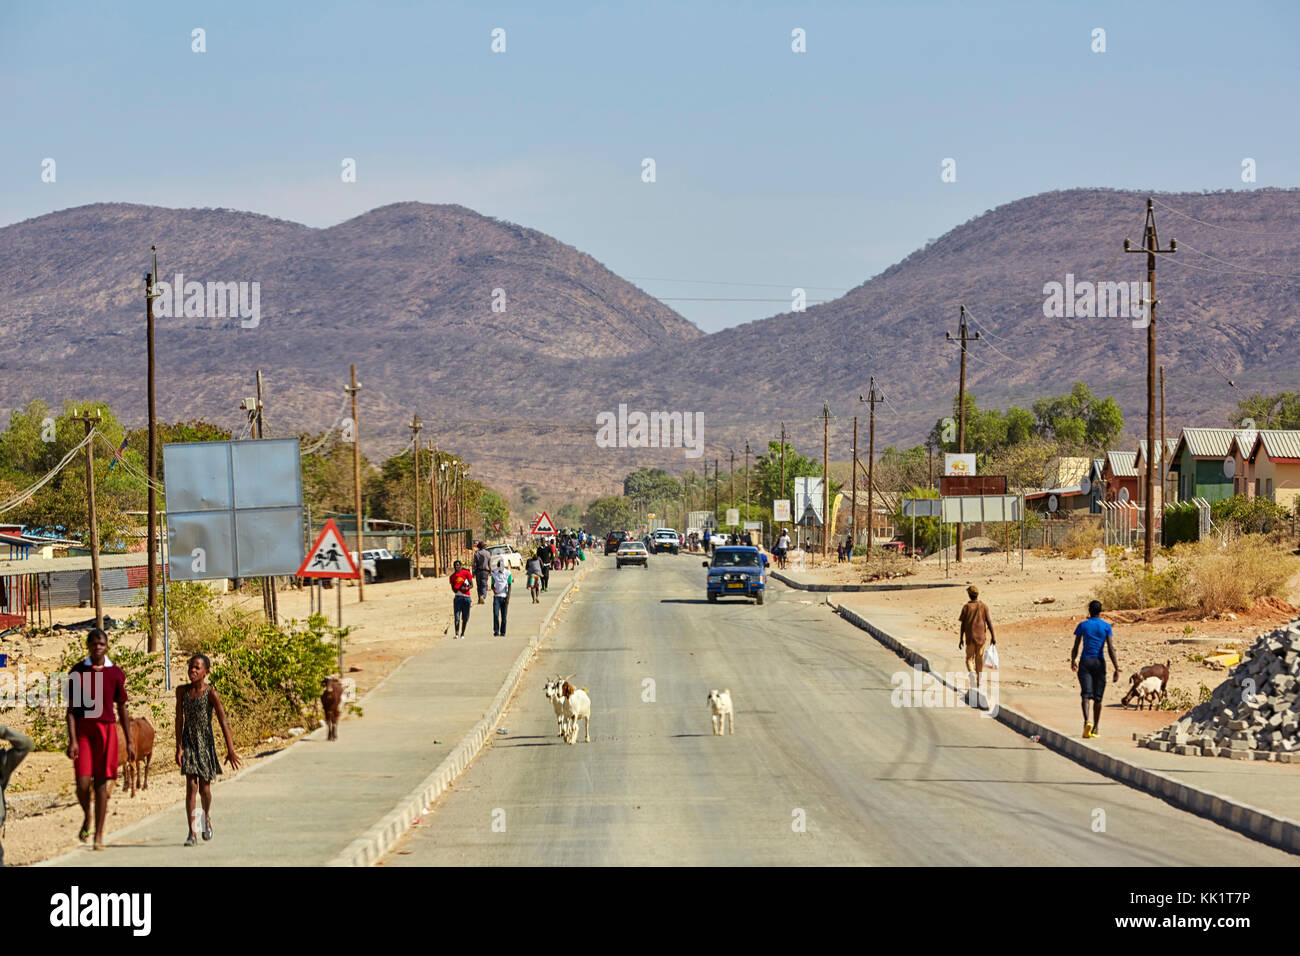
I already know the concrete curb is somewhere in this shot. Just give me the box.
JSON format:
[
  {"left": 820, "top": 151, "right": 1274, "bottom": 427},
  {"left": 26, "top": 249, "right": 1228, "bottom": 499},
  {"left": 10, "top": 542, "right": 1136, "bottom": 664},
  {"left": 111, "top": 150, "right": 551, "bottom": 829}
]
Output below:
[
  {"left": 327, "top": 565, "right": 590, "bottom": 866},
  {"left": 831, "top": 601, "right": 1300, "bottom": 856},
  {"left": 769, "top": 570, "right": 961, "bottom": 593}
]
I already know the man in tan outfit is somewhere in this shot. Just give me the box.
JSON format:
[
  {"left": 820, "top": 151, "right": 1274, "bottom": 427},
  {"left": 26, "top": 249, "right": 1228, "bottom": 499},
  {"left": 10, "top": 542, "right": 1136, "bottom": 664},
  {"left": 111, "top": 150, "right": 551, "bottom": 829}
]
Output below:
[{"left": 958, "top": 585, "right": 995, "bottom": 690}]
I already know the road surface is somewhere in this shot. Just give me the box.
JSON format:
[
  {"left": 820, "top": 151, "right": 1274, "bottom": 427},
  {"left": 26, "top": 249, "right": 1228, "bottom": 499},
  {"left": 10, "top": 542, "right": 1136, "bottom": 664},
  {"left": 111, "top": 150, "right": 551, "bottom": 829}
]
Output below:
[{"left": 385, "top": 553, "right": 1297, "bottom": 866}]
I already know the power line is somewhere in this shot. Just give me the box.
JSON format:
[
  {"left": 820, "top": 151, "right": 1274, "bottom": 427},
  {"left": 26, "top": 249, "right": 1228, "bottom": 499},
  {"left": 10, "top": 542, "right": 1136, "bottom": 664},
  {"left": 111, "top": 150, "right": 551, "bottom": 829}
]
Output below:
[
  {"left": 1149, "top": 197, "right": 1299, "bottom": 239},
  {"left": 0, "top": 428, "right": 100, "bottom": 516},
  {"left": 626, "top": 276, "right": 849, "bottom": 292},
  {"left": 1177, "top": 240, "right": 1300, "bottom": 279}
]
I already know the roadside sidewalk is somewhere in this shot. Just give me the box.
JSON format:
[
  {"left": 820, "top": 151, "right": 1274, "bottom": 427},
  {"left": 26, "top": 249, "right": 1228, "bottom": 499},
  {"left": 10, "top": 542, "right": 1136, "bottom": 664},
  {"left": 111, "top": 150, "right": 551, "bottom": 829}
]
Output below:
[
  {"left": 826, "top": 595, "right": 1300, "bottom": 852},
  {"left": 41, "top": 565, "right": 588, "bottom": 867}
]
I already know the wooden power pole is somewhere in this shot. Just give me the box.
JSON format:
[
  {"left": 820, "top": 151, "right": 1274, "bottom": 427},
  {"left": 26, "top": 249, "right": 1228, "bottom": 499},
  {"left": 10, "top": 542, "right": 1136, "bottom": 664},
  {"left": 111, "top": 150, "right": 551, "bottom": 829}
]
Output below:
[
  {"left": 409, "top": 415, "right": 423, "bottom": 577},
  {"left": 1159, "top": 365, "right": 1167, "bottom": 528},
  {"left": 822, "top": 402, "right": 830, "bottom": 556},
  {"left": 145, "top": 248, "right": 160, "bottom": 651},
  {"left": 744, "top": 441, "right": 751, "bottom": 521},
  {"left": 946, "top": 305, "right": 979, "bottom": 562},
  {"left": 73, "top": 409, "right": 104, "bottom": 630},
  {"left": 346, "top": 365, "right": 365, "bottom": 601},
  {"left": 1125, "top": 199, "right": 1176, "bottom": 567},
  {"left": 860, "top": 378, "right": 883, "bottom": 557},
  {"left": 850, "top": 416, "right": 858, "bottom": 553}
]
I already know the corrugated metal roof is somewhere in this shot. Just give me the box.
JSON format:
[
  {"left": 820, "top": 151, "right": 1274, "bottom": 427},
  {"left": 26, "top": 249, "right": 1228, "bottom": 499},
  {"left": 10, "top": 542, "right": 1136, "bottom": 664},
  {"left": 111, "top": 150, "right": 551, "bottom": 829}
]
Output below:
[
  {"left": 1137, "top": 438, "right": 1178, "bottom": 466},
  {"left": 1106, "top": 451, "right": 1138, "bottom": 478},
  {"left": 1177, "top": 427, "right": 1239, "bottom": 457},
  {"left": 1257, "top": 429, "right": 1300, "bottom": 460}
]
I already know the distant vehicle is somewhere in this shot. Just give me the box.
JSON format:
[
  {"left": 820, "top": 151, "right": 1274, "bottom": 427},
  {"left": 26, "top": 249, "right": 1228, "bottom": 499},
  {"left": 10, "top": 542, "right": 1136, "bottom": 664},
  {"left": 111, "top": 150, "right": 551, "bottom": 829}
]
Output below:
[
  {"left": 703, "top": 546, "right": 768, "bottom": 604},
  {"left": 881, "top": 539, "right": 920, "bottom": 557},
  {"left": 605, "top": 530, "right": 630, "bottom": 554},
  {"left": 651, "top": 528, "right": 680, "bottom": 554},
  {"left": 349, "top": 549, "right": 392, "bottom": 584},
  {"left": 487, "top": 543, "right": 524, "bottom": 570},
  {"left": 616, "top": 541, "right": 649, "bottom": 569}
]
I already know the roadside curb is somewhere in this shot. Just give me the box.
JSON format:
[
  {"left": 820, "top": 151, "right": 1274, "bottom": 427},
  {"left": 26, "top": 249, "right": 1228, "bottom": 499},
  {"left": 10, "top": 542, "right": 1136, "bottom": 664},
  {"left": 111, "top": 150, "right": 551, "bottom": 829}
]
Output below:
[
  {"left": 830, "top": 601, "right": 1300, "bottom": 855},
  {"left": 327, "top": 564, "right": 590, "bottom": 866},
  {"left": 770, "top": 570, "right": 961, "bottom": 593}
]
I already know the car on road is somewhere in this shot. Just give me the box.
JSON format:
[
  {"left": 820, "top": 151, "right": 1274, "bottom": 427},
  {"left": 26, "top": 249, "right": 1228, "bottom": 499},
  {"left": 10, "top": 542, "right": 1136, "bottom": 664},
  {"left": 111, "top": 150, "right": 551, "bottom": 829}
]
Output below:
[
  {"left": 605, "top": 530, "right": 630, "bottom": 554},
  {"left": 703, "top": 546, "right": 768, "bottom": 604},
  {"left": 349, "top": 549, "right": 391, "bottom": 584},
  {"left": 487, "top": 543, "right": 524, "bottom": 570},
  {"left": 651, "top": 528, "right": 680, "bottom": 554},
  {"left": 880, "top": 539, "right": 920, "bottom": 557},
  {"left": 616, "top": 541, "right": 649, "bottom": 569}
]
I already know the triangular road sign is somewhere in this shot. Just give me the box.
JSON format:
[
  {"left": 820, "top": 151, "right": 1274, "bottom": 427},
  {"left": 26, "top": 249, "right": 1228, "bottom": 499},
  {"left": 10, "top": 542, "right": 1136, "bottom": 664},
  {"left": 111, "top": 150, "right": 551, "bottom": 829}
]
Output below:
[
  {"left": 297, "top": 518, "right": 361, "bottom": 579},
  {"left": 529, "top": 511, "right": 557, "bottom": 536}
]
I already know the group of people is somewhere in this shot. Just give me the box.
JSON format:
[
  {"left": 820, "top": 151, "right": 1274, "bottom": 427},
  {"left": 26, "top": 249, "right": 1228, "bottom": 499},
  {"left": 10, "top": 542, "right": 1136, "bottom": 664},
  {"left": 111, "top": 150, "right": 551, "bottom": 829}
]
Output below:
[
  {"left": 0, "top": 627, "right": 241, "bottom": 858},
  {"left": 450, "top": 535, "right": 590, "bottom": 639}
]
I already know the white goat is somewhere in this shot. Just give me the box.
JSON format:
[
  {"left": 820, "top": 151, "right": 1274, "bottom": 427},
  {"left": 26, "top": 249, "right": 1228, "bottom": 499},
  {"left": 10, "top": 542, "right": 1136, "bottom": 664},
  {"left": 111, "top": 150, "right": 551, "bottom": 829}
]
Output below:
[
  {"left": 707, "top": 688, "right": 734, "bottom": 735},
  {"left": 558, "top": 680, "right": 590, "bottom": 744},
  {"left": 543, "top": 676, "right": 567, "bottom": 737}
]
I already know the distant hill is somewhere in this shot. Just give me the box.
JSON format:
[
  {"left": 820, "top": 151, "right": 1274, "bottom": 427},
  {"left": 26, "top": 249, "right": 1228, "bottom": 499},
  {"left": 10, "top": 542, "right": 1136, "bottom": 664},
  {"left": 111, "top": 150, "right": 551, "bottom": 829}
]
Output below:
[{"left": 3, "top": 190, "right": 1297, "bottom": 503}]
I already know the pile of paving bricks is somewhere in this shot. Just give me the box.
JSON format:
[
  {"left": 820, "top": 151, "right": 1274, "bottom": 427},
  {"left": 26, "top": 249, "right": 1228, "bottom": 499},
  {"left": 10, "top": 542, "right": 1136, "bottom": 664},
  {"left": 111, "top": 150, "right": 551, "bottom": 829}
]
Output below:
[{"left": 1139, "top": 617, "right": 1300, "bottom": 763}]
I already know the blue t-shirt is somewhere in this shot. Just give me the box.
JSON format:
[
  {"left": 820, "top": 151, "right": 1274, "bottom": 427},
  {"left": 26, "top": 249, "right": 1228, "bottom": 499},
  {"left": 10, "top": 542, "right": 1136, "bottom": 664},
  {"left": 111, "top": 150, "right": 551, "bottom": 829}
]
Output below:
[{"left": 1074, "top": 617, "right": 1112, "bottom": 658}]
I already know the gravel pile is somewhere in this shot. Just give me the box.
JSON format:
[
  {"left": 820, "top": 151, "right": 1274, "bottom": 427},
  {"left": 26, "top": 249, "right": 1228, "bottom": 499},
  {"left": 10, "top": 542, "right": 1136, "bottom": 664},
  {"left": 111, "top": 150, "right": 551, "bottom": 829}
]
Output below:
[{"left": 1140, "top": 617, "right": 1300, "bottom": 763}]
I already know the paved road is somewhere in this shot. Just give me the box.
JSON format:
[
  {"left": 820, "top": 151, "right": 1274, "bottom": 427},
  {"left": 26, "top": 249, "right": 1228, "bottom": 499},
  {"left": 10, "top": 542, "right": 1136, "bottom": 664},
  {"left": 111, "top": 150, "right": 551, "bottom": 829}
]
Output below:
[{"left": 386, "top": 554, "right": 1297, "bottom": 866}]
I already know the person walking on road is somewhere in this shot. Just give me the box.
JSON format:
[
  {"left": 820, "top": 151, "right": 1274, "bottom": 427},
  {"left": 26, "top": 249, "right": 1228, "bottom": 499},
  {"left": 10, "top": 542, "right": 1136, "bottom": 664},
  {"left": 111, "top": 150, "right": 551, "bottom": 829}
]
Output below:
[
  {"left": 175, "top": 653, "right": 241, "bottom": 846},
  {"left": 0, "top": 723, "right": 34, "bottom": 866},
  {"left": 472, "top": 541, "right": 492, "bottom": 604},
  {"left": 957, "top": 585, "right": 996, "bottom": 697},
  {"left": 1070, "top": 599, "right": 1120, "bottom": 739},
  {"left": 536, "top": 540, "right": 554, "bottom": 591},
  {"left": 525, "top": 552, "right": 542, "bottom": 603},
  {"left": 491, "top": 559, "right": 512, "bottom": 636},
  {"left": 449, "top": 560, "right": 473, "bottom": 637},
  {"left": 64, "top": 628, "right": 133, "bottom": 850}
]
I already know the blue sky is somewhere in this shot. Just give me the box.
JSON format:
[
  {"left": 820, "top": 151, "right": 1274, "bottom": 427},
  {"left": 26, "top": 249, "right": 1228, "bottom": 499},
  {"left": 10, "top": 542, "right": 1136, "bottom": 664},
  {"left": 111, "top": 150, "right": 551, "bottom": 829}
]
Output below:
[{"left": 3, "top": 0, "right": 1297, "bottom": 332}]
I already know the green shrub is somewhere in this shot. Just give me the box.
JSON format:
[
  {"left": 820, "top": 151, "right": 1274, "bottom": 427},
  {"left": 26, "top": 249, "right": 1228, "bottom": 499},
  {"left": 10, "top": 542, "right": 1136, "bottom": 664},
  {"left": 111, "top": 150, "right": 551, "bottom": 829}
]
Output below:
[
  {"left": 1163, "top": 501, "right": 1200, "bottom": 547},
  {"left": 1094, "top": 561, "right": 1189, "bottom": 610}
]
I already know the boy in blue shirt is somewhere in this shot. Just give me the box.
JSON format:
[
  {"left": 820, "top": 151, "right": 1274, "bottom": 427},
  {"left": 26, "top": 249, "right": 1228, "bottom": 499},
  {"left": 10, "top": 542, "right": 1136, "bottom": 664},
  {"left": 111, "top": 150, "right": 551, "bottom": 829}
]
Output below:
[{"left": 1070, "top": 600, "right": 1120, "bottom": 739}]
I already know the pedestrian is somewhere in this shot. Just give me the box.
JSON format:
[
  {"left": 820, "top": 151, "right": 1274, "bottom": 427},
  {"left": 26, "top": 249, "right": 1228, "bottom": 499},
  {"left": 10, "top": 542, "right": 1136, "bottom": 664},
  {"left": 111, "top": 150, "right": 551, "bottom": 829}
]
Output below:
[
  {"left": 957, "top": 585, "right": 996, "bottom": 697},
  {"left": 566, "top": 536, "right": 578, "bottom": 569},
  {"left": 526, "top": 552, "right": 542, "bottom": 603},
  {"left": 491, "top": 559, "right": 512, "bottom": 636},
  {"left": 64, "top": 628, "right": 133, "bottom": 850},
  {"left": 537, "top": 539, "right": 554, "bottom": 591},
  {"left": 174, "top": 654, "right": 241, "bottom": 846},
  {"left": 775, "top": 528, "right": 790, "bottom": 569},
  {"left": 472, "top": 541, "right": 492, "bottom": 604},
  {"left": 0, "top": 723, "right": 34, "bottom": 866},
  {"left": 449, "top": 560, "right": 473, "bottom": 637},
  {"left": 1070, "top": 599, "right": 1120, "bottom": 739}
]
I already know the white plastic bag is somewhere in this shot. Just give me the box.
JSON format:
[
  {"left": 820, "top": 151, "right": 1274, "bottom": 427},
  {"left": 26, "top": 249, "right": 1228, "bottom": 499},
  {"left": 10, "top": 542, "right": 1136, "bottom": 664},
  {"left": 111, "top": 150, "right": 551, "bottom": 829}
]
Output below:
[{"left": 983, "top": 643, "right": 999, "bottom": 670}]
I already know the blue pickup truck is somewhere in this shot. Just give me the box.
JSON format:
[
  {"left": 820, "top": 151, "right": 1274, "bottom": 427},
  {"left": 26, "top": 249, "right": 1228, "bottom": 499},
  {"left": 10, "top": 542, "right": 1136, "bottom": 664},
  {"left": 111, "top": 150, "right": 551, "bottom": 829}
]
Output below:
[{"left": 703, "top": 546, "right": 768, "bottom": 604}]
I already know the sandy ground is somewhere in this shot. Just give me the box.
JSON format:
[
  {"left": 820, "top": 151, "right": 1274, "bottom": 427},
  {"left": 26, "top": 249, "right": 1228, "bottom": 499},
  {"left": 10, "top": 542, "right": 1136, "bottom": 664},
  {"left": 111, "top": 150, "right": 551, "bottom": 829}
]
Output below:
[
  {"left": 0, "top": 568, "right": 475, "bottom": 866},
  {"left": 790, "top": 542, "right": 1300, "bottom": 749}
]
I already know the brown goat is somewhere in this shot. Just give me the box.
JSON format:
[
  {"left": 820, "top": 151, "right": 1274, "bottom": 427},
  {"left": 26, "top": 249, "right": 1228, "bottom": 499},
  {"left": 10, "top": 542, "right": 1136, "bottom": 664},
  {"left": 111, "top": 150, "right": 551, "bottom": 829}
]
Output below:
[
  {"left": 321, "top": 677, "right": 343, "bottom": 741},
  {"left": 115, "top": 716, "right": 155, "bottom": 797},
  {"left": 1121, "top": 660, "right": 1171, "bottom": 709}
]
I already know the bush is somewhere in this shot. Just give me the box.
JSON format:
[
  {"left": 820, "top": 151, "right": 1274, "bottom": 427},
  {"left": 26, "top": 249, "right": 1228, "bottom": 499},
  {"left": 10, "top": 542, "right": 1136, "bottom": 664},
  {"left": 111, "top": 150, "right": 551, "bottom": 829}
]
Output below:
[
  {"left": 1163, "top": 501, "right": 1200, "bottom": 547},
  {"left": 1211, "top": 495, "right": 1291, "bottom": 535},
  {"left": 1173, "top": 531, "right": 1294, "bottom": 615},
  {"left": 1061, "top": 520, "right": 1102, "bottom": 559},
  {"left": 131, "top": 581, "right": 226, "bottom": 657},
  {"left": 199, "top": 613, "right": 351, "bottom": 747},
  {"left": 1094, "top": 561, "right": 1189, "bottom": 610}
]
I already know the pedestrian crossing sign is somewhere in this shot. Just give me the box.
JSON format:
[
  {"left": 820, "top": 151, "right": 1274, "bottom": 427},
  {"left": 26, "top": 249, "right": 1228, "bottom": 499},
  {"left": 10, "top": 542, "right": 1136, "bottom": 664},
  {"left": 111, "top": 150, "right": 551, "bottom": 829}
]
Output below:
[
  {"left": 530, "top": 511, "right": 557, "bottom": 536},
  {"left": 296, "top": 519, "right": 360, "bottom": 578}
]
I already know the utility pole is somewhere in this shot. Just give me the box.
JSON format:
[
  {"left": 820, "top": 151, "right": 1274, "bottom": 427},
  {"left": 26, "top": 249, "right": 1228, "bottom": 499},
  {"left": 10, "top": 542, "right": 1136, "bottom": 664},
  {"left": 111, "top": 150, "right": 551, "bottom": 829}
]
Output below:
[
  {"left": 729, "top": 449, "right": 736, "bottom": 514},
  {"left": 409, "top": 415, "right": 423, "bottom": 577},
  {"left": 713, "top": 458, "right": 719, "bottom": 517},
  {"left": 860, "top": 378, "right": 884, "bottom": 557},
  {"left": 744, "top": 441, "right": 751, "bottom": 521},
  {"left": 255, "top": 370, "right": 278, "bottom": 624},
  {"left": 346, "top": 365, "right": 365, "bottom": 601},
  {"left": 427, "top": 443, "right": 440, "bottom": 577},
  {"left": 822, "top": 402, "right": 830, "bottom": 557},
  {"left": 779, "top": 422, "right": 787, "bottom": 505},
  {"left": 1159, "top": 365, "right": 1167, "bottom": 529},
  {"left": 145, "top": 247, "right": 160, "bottom": 651},
  {"left": 73, "top": 409, "right": 104, "bottom": 630},
  {"left": 1125, "top": 199, "right": 1176, "bottom": 567},
  {"left": 946, "top": 305, "right": 979, "bottom": 562},
  {"left": 850, "top": 416, "right": 858, "bottom": 554},
  {"left": 456, "top": 461, "right": 464, "bottom": 564}
]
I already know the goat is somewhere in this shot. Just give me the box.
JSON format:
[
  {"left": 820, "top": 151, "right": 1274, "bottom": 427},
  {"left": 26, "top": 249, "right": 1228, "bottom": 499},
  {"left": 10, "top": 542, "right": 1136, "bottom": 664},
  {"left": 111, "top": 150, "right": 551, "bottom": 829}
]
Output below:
[
  {"left": 543, "top": 676, "right": 567, "bottom": 738},
  {"left": 321, "top": 677, "right": 343, "bottom": 741},
  {"left": 707, "top": 689, "right": 734, "bottom": 735},
  {"left": 1122, "top": 660, "right": 1171, "bottom": 708},
  {"left": 558, "top": 680, "right": 590, "bottom": 744},
  {"left": 1122, "top": 675, "right": 1164, "bottom": 710},
  {"left": 115, "top": 716, "right": 155, "bottom": 797}
]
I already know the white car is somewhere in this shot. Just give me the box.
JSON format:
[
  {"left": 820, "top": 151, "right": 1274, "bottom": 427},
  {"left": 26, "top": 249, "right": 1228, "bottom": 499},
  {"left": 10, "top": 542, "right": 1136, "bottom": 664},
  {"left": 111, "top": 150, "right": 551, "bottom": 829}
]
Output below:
[
  {"left": 487, "top": 543, "right": 524, "bottom": 571},
  {"left": 349, "top": 549, "right": 391, "bottom": 584}
]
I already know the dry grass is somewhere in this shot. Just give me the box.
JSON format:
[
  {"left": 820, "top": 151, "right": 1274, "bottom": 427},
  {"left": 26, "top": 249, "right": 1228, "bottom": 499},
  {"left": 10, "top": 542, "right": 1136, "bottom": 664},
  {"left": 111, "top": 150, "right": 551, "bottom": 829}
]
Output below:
[{"left": 1061, "top": 520, "right": 1102, "bottom": 559}]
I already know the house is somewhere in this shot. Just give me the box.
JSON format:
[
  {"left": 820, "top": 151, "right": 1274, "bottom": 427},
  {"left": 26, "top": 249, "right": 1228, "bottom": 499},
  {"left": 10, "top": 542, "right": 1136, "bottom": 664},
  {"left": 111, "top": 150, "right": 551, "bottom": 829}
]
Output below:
[
  {"left": 1088, "top": 458, "right": 1105, "bottom": 513},
  {"left": 1025, "top": 485, "right": 1092, "bottom": 516},
  {"left": 1135, "top": 437, "right": 1179, "bottom": 510},
  {"left": 1236, "top": 430, "right": 1300, "bottom": 510},
  {"left": 1043, "top": 456, "right": 1092, "bottom": 490},
  {"left": 1168, "top": 428, "right": 1238, "bottom": 503},
  {"left": 1100, "top": 450, "right": 1140, "bottom": 504}
]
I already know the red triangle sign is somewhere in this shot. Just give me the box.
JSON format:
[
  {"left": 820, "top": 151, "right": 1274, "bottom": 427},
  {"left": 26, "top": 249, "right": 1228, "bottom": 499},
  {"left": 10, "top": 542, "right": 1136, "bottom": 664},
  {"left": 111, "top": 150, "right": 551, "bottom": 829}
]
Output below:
[
  {"left": 297, "top": 519, "right": 361, "bottom": 579},
  {"left": 529, "top": 511, "right": 557, "bottom": 536}
]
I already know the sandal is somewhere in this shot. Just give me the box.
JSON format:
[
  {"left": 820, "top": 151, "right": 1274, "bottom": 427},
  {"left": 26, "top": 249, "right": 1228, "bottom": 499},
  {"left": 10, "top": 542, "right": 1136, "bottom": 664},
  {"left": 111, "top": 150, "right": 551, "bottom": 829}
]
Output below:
[
  {"left": 78, "top": 825, "right": 91, "bottom": 843},
  {"left": 185, "top": 833, "right": 197, "bottom": 847}
]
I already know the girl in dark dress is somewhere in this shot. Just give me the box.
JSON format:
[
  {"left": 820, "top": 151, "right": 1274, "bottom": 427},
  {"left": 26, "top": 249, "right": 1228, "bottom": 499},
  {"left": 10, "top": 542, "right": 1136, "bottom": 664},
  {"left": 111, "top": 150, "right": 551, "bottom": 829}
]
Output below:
[{"left": 175, "top": 654, "right": 241, "bottom": 846}]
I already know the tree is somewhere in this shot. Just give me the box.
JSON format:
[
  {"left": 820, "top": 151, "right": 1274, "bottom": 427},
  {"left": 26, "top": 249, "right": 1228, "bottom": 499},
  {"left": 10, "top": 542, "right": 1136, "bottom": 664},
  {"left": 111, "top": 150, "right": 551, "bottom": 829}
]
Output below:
[
  {"left": 623, "top": 468, "right": 681, "bottom": 502},
  {"left": 478, "top": 489, "right": 510, "bottom": 536},
  {"left": 582, "top": 495, "right": 635, "bottom": 534},
  {"left": 1233, "top": 391, "right": 1300, "bottom": 430},
  {"left": 519, "top": 485, "right": 540, "bottom": 506},
  {"left": 753, "top": 441, "right": 839, "bottom": 510}
]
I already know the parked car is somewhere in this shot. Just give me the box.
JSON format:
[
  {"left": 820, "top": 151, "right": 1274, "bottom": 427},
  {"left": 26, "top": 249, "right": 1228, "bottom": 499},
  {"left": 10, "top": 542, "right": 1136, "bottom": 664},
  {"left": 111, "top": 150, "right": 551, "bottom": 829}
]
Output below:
[
  {"left": 651, "top": 528, "right": 680, "bottom": 554},
  {"left": 616, "top": 541, "right": 649, "bottom": 569},
  {"left": 605, "top": 530, "right": 630, "bottom": 554},
  {"left": 703, "top": 546, "right": 768, "bottom": 604},
  {"left": 349, "top": 549, "right": 392, "bottom": 584},
  {"left": 487, "top": 543, "right": 523, "bottom": 570},
  {"left": 880, "top": 539, "right": 920, "bottom": 557}
]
